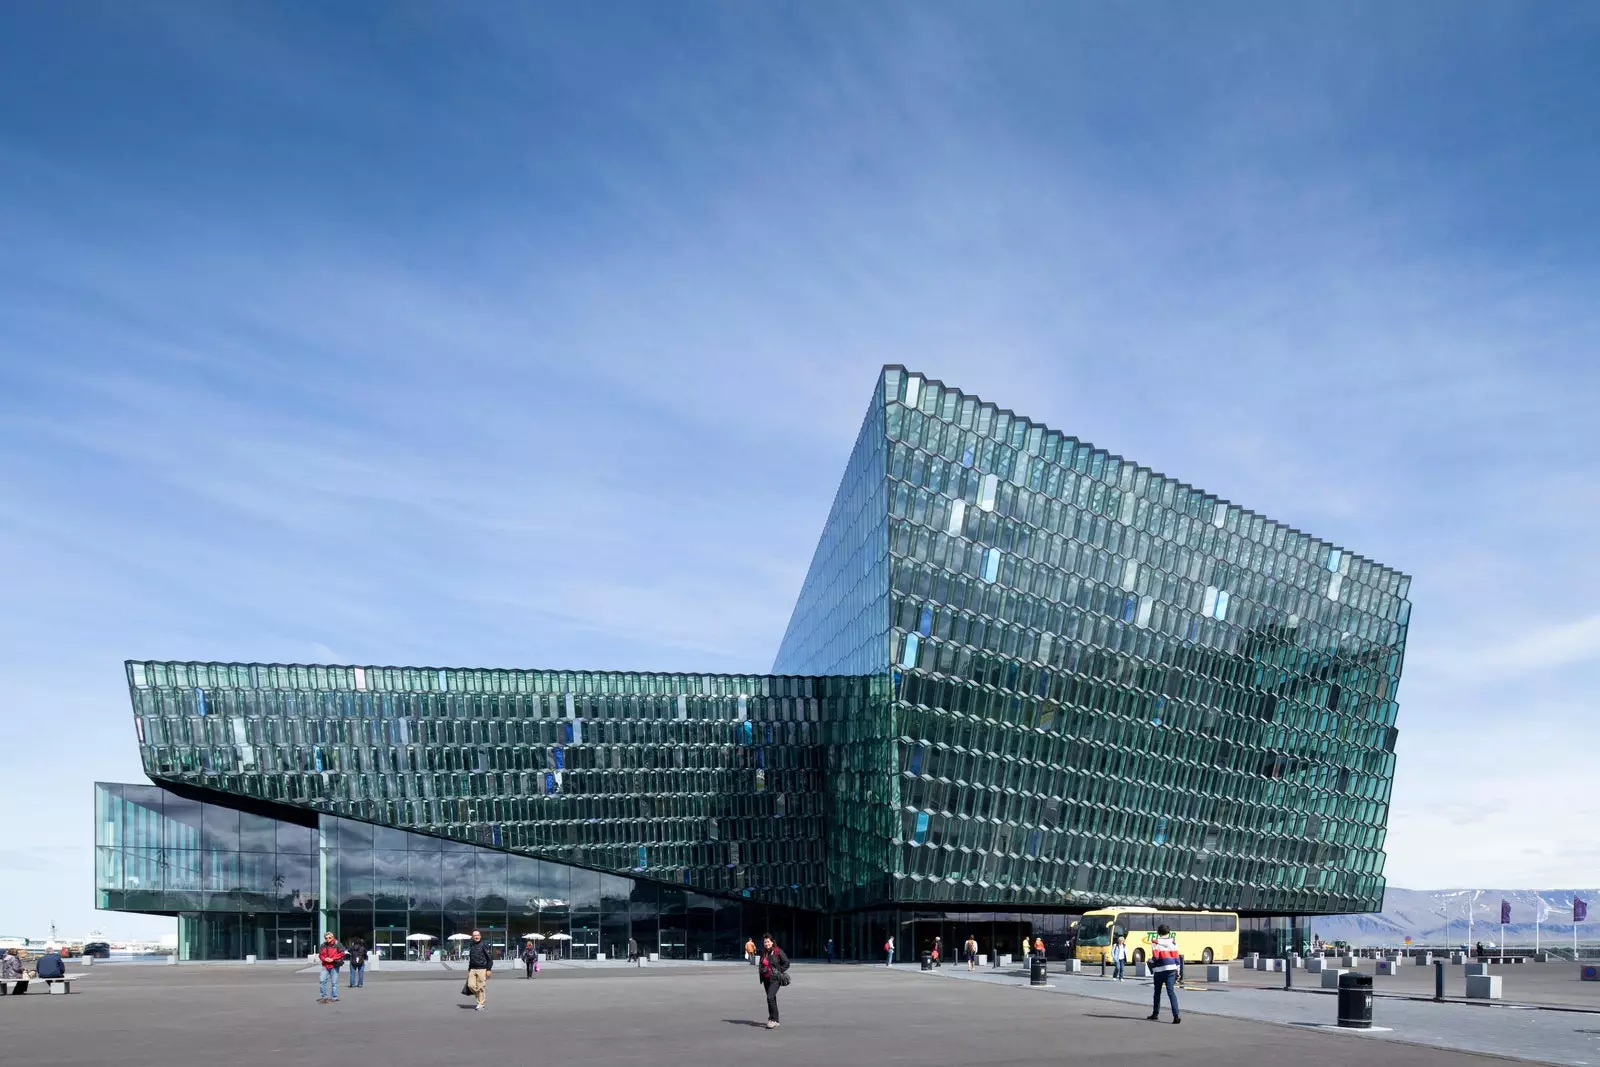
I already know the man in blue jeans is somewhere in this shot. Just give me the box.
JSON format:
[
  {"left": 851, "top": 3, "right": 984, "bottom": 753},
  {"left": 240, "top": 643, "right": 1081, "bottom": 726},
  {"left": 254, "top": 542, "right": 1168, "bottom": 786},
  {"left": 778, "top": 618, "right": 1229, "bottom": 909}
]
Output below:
[
  {"left": 885, "top": 936, "right": 894, "bottom": 966},
  {"left": 1147, "top": 925, "right": 1181, "bottom": 1024},
  {"left": 316, "top": 932, "right": 346, "bottom": 1003}
]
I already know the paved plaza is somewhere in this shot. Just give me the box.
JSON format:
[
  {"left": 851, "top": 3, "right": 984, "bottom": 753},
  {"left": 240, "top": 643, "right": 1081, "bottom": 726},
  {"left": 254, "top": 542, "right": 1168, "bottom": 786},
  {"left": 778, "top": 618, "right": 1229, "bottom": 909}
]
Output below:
[{"left": 6, "top": 959, "right": 1600, "bottom": 1067}]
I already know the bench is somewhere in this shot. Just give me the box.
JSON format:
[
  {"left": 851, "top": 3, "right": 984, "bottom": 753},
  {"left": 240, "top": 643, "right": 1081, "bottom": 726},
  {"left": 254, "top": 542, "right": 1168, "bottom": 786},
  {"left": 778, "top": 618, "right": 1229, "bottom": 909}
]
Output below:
[{"left": 2, "top": 975, "right": 84, "bottom": 994}]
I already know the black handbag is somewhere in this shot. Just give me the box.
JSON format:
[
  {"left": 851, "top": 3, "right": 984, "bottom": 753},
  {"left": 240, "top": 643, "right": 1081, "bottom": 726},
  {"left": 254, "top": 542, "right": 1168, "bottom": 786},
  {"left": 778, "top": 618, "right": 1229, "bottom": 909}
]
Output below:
[
  {"left": 777, "top": 970, "right": 791, "bottom": 987},
  {"left": 461, "top": 982, "right": 473, "bottom": 996}
]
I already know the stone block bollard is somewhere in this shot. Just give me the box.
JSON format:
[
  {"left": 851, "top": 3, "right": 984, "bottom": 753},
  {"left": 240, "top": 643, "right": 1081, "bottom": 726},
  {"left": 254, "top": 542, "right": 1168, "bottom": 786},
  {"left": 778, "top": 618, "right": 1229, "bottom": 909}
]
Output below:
[{"left": 1465, "top": 974, "right": 1502, "bottom": 999}]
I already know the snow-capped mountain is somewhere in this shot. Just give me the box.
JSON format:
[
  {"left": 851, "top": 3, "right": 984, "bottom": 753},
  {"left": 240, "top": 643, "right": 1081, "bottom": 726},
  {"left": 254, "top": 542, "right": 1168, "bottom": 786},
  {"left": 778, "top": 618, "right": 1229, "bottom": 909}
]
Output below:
[{"left": 1306, "top": 888, "right": 1600, "bottom": 946}]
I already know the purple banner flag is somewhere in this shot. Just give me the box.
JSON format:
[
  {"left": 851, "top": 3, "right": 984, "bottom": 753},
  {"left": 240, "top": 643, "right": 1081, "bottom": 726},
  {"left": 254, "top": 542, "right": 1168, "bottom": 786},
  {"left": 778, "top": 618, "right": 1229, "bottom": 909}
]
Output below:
[
  {"left": 1501, "top": 899, "right": 1512, "bottom": 925},
  {"left": 1577, "top": 898, "right": 1589, "bottom": 923}
]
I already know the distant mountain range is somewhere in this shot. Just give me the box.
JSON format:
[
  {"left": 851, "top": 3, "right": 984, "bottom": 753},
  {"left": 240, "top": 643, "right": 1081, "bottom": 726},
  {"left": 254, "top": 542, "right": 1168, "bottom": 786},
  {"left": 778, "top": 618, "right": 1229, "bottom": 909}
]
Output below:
[{"left": 1305, "top": 888, "right": 1600, "bottom": 946}]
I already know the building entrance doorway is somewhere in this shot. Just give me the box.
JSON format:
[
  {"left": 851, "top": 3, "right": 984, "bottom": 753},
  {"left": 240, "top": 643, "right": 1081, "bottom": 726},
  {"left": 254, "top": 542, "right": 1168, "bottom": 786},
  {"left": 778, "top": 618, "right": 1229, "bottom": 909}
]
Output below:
[{"left": 282, "top": 926, "right": 315, "bottom": 961}]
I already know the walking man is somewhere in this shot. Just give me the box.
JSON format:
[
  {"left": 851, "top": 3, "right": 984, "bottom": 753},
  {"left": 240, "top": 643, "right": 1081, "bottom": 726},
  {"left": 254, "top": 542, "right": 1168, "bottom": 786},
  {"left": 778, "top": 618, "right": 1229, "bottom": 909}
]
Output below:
[
  {"left": 885, "top": 935, "right": 895, "bottom": 967},
  {"left": 347, "top": 938, "right": 368, "bottom": 988},
  {"left": 1147, "top": 924, "right": 1182, "bottom": 1024},
  {"left": 466, "top": 929, "right": 494, "bottom": 1011},
  {"left": 757, "top": 933, "right": 790, "bottom": 1029},
  {"left": 1112, "top": 935, "right": 1127, "bottom": 981},
  {"left": 824, "top": 938, "right": 834, "bottom": 964},
  {"left": 316, "top": 931, "right": 345, "bottom": 1003},
  {"left": 745, "top": 937, "right": 757, "bottom": 964},
  {"left": 521, "top": 938, "right": 540, "bottom": 978},
  {"left": 965, "top": 935, "right": 978, "bottom": 971}
]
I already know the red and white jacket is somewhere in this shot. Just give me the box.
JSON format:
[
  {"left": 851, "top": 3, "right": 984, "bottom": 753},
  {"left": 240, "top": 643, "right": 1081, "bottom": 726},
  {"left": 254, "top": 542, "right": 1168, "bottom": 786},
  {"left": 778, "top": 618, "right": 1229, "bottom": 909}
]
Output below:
[{"left": 1149, "top": 935, "right": 1181, "bottom": 974}]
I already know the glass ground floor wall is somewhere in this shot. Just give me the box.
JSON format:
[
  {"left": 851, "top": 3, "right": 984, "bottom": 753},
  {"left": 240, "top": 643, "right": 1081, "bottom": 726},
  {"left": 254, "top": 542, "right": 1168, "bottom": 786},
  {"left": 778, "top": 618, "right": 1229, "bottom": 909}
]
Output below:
[
  {"left": 96, "top": 782, "right": 823, "bottom": 961},
  {"left": 97, "top": 781, "right": 1320, "bottom": 962}
]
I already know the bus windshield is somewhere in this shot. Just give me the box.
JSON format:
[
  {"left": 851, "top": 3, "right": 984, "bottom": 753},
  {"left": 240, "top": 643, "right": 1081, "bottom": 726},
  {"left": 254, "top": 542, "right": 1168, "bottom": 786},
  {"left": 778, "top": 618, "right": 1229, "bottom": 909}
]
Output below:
[{"left": 1076, "top": 915, "right": 1122, "bottom": 946}]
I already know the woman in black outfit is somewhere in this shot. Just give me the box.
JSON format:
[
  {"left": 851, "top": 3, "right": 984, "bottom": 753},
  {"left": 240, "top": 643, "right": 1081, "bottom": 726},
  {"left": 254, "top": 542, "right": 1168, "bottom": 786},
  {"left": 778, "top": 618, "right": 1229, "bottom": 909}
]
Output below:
[{"left": 757, "top": 934, "right": 790, "bottom": 1029}]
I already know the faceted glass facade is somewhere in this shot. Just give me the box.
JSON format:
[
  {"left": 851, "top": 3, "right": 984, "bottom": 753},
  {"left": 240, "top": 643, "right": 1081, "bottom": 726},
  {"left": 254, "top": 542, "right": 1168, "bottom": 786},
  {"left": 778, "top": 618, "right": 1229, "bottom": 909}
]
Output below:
[
  {"left": 126, "top": 666, "right": 873, "bottom": 913},
  {"left": 858, "top": 369, "right": 1408, "bottom": 916},
  {"left": 104, "top": 365, "right": 1409, "bottom": 955}
]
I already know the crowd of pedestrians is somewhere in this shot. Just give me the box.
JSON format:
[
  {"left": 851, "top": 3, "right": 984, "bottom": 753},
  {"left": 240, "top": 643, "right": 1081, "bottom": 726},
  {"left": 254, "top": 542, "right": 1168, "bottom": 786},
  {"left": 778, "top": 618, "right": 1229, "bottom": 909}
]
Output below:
[{"left": 285, "top": 925, "right": 1186, "bottom": 1035}]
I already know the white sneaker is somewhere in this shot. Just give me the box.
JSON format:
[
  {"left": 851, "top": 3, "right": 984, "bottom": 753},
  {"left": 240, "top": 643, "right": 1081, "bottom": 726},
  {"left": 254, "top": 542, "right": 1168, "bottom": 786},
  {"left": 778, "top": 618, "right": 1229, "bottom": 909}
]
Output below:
[{"left": 475, "top": 1004, "right": 484, "bottom": 1011}]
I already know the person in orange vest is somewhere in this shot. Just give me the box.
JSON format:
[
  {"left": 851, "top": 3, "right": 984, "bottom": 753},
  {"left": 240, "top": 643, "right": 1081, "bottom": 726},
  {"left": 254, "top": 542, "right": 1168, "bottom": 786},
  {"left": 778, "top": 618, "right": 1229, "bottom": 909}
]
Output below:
[{"left": 1146, "top": 924, "right": 1182, "bottom": 1024}]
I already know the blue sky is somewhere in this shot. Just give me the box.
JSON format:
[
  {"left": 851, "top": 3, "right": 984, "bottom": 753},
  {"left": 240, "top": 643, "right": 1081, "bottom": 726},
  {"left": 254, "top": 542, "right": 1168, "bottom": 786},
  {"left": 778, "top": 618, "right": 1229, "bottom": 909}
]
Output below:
[{"left": 2, "top": 3, "right": 1597, "bottom": 939}]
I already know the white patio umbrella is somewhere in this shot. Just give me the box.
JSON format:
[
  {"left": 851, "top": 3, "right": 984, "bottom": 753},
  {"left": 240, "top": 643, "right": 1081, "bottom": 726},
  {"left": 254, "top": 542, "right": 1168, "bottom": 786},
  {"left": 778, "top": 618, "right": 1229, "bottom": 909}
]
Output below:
[
  {"left": 547, "top": 933, "right": 572, "bottom": 940},
  {"left": 406, "top": 933, "right": 436, "bottom": 941},
  {"left": 446, "top": 933, "right": 473, "bottom": 941},
  {"left": 521, "top": 933, "right": 545, "bottom": 940}
]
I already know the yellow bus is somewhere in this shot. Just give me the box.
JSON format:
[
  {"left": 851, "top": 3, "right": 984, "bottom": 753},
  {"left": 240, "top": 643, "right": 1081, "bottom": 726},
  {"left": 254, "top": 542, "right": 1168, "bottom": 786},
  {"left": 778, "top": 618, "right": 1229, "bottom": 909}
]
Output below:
[{"left": 1074, "top": 907, "right": 1239, "bottom": 965}]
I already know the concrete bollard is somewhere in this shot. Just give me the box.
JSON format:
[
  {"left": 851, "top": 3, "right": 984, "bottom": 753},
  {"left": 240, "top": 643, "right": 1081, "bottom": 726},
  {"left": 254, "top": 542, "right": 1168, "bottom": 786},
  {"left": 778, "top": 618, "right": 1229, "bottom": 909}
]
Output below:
[
  {"left": 1062, "top": 959, "right": 1082, "bottom": 974},
  {"left": 1464, "top": 962, "right": 1489, "bottom": 977},
  {"left": 1306, "top": 957, "right": 1326, "bottom": 973},
  {"left": 166, "top": 954, "right": 177, "bottom": 966},
  {"left": 1414, "top": 953, "right": 1433, "bottom": 966},
  {"left": 702, "top": 953, "right": 712, "bottom": 961},
  {"left": 1451, "top": 952, "right": 1467, "bottom": 965},
  {"left": 1339, "top": 956, "right": 1359, "bottom": 968},
  {"left": 1465, "top": 974, "right": 1502, "bottom": 999},
  {"left": 245, "top": 954, "right": 257, "bottom": 964},
  {"left": 1204, "top": 965, "right": 1229, "bottom": 982},
  {"left": 1320, "top": 968, "right": 1350, "bottom": 989},
  {"left": 1376, "top": 959, "right": 1398, "bottom": 976},
  {"left": 1265, "top": 958, "right": 1284, "bottom": 972},
  {"left": 1135, "top": 962, "right": 1151, "bottom": 978}
]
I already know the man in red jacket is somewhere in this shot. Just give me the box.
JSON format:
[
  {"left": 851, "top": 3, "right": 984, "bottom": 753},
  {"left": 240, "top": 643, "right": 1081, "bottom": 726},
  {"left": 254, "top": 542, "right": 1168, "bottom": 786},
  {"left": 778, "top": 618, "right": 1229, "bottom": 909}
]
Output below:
[
  {"left": 1146, "top": 924, "right": 1181, "bottom": 1024},
  {"left": 317, "top": 931, "right": 346, "bottom": 1004}
]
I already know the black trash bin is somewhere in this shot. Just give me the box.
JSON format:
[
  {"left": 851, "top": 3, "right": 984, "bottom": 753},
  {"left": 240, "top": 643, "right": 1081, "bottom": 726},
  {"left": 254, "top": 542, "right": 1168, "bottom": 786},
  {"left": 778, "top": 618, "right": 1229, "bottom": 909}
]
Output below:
[
  {"left": 1029, "top": 956, "right": 1048, "bottom": 986},
  {"left": 921, "top": 953, "right": 933, "bottom": 971},
  {"left": 1337, "top": 972, "right": 1373, "bottom": 1029}
]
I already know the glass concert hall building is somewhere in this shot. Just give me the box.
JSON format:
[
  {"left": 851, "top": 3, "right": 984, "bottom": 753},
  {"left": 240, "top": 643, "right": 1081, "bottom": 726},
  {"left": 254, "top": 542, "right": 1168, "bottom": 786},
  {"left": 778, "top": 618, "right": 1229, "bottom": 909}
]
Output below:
[{"left": 96, "top": 367, "right": 1411, "bottom": 961}]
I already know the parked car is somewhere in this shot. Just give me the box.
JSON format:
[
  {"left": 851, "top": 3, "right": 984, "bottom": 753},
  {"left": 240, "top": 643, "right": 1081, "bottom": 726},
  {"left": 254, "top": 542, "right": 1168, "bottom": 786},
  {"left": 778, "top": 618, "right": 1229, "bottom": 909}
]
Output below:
[{"left": 82, "top": 942, "right": 111, "bottom": 959}]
